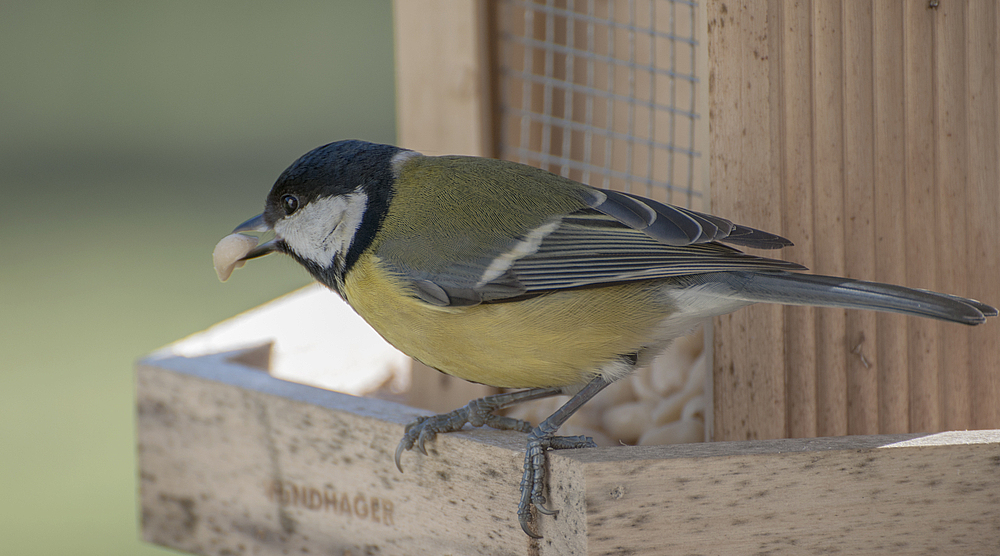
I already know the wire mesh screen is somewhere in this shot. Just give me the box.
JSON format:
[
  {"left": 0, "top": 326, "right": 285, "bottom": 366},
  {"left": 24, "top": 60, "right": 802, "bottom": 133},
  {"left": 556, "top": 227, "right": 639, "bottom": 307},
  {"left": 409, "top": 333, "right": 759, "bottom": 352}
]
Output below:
[{"left": 496, "top": 0, "right": 703, "bottom": 209}]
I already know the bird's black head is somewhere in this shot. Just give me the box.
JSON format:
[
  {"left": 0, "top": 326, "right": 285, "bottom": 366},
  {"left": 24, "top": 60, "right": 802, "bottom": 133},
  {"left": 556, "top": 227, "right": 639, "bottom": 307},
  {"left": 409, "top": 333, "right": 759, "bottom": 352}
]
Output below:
[
  {"left": 262, "top": 140, "right": 401, "bottom": 228},
  {"left": 234, "top": 140, "right": 406, "bottom": 294}
]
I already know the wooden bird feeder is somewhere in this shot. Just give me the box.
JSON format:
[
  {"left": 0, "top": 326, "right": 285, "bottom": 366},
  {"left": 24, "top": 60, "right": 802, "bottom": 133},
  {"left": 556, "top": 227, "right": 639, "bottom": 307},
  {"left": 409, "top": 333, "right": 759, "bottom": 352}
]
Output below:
[{"left": 138, "top": 2, "right": 1000, "bottom": 554}]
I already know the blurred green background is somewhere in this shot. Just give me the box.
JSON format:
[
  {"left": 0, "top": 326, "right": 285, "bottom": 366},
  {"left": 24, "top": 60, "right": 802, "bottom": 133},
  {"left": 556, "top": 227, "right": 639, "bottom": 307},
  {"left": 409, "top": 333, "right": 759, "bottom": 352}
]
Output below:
[{"left": 0, "top": 2, "right": 396, "bottom": 554}]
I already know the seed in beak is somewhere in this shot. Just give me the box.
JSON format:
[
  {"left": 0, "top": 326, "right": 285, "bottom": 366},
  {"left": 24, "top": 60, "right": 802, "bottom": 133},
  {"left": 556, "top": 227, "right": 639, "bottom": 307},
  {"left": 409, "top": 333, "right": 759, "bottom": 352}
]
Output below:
[{"left": 213, "top": 233, "right": 260, "bottom": 282}]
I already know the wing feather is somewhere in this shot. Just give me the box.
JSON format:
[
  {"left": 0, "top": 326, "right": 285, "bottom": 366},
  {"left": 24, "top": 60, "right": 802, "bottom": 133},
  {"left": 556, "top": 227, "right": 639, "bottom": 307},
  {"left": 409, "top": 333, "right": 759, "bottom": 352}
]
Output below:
[
  {"left": 502, "top": 216, "right": 803, "bottom": 295},
  {"left": 590, "top": 191, "right": 792, "bottom": 249}
]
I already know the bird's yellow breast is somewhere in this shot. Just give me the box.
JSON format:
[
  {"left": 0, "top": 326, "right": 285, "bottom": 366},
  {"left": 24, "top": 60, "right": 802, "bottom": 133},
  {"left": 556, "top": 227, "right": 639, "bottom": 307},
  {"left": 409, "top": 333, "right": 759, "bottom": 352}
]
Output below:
[{"left": 342, "top": 253, "right": 675, "bottom": 388}]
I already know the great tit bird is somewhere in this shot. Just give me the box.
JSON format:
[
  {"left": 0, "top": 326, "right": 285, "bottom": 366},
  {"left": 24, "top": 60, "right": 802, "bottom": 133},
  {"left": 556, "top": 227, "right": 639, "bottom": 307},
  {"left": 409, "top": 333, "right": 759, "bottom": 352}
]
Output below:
[{"left": 225, "top": 139, "right": 996, "bottom": 537}]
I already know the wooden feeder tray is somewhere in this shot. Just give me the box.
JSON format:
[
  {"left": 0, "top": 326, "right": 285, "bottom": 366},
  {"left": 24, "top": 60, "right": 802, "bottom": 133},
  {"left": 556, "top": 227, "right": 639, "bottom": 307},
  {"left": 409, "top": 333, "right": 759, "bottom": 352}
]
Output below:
[{"left": 137, "top": 286, "right": 1000, "bottom": 555}]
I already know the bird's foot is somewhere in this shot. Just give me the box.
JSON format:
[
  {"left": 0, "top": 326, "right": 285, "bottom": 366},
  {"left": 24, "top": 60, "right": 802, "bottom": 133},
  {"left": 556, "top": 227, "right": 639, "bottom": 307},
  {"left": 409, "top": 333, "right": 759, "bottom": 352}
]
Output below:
[
  {"left": 391, "top": 383, "right": 599, "bottom": 538},
  {"left": 517, "top": 429, "right": 596, "bottom": 538},
  {"left": 394, "top": 395, "right": 536, "bottom": 472}
]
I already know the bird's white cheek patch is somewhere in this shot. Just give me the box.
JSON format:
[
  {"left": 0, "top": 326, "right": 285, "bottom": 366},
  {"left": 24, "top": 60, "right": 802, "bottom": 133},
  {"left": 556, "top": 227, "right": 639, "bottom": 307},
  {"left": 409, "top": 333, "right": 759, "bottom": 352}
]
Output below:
[{"left": 275, "top": 193, "right": 368, "bottom": 268}]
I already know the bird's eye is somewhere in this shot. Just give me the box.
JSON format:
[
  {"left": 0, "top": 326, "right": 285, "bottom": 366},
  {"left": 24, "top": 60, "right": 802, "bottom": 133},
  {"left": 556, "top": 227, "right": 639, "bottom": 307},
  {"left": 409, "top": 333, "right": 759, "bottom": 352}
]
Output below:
[{"left": 281, "top": 195, "right": 299, "bottom": 215}]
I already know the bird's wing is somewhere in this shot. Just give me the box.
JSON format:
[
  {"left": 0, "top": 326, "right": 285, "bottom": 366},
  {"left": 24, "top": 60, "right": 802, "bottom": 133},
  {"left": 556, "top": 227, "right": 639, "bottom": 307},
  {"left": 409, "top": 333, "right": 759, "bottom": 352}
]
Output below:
[
  {"left": 587, "top": 189, "right": 793, "bottom": 250},
  {"left": 383, "top": 185, "right": 804, "bottom": 307},
  {"left": 504, "top": 208, "right": 803, "bottom": 295}
]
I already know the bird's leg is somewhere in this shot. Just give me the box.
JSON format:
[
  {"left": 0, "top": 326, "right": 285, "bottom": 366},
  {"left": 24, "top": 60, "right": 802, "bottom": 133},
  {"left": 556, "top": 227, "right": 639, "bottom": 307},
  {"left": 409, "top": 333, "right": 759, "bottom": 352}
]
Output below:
[
  {"left": 518, "top": 375, "right": 611, "bottom": 538},
  {"left": 394, "top": 386, "right": 564, "bottom": 471}
]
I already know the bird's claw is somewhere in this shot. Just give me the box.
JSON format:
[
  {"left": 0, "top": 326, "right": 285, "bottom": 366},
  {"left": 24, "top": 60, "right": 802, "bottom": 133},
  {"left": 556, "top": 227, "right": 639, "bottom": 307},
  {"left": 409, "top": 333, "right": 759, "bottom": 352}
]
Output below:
[
  {"left": 394, "top": 409, "right": 470, "bottom": 471},
  {"left": 392, "top": 389, "right": 595, "bottom": 538},
  {"left": 516, "top": 432, "right": 597, "bottom": 537},
  {"left": 394, "top": 398, "right": 537, "bottom": 472}
]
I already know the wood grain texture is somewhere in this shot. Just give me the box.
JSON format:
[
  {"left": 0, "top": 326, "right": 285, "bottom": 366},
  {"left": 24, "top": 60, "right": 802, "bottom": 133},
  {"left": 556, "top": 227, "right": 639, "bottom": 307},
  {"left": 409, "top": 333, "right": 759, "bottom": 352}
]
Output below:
[
  {"left": 934, "top": 0, "right": 972, "bottom": 431},
  {"left": 842, "top": 0, "right": 878, "bottom": 435},
  {"left": 551, "top": 430, "right": 1000, "bottom": 555},
  {"left": 966, "top": 0, "right": 1000, "bottom": 429},
  {"left": 902, "top": 0, "right": 941, "bottom": 433},
  {"left": 137, "top": 353, "right": 1000, "bottom": 555},
  {"left": 708, "top": 0, "right": 787, "bottom": 442},
  {"left": 779, "top": 0, "right": 819, "bottom": 440},
  {"left": 872, "top": 0, "right": 909, "bottom": 434},
  {"left": 709, "top": 0, "right": 1000, "bottom": 440},
  {"left": 811, "top": 0, "right": 848, "bottom": 437},
  {"left": 393, "top": 0, "right": 493, "bottom": 156},
  {"left": 138, "top": 353, "right": 534, "bottom": 556}
]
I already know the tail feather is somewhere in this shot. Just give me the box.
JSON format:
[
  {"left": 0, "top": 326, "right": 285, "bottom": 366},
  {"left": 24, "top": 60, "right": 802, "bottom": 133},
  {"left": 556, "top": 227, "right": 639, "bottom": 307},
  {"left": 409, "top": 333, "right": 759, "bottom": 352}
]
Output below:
[{"left": 702, "top": 271, "right": 997, "bottom": 326}]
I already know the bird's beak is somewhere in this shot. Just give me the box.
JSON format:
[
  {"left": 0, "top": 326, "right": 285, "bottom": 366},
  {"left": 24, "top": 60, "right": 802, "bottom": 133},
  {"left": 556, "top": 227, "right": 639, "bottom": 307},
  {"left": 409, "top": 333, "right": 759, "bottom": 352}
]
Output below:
[{"left": 232, "top": 213, "right": 279, "bottom": 260}]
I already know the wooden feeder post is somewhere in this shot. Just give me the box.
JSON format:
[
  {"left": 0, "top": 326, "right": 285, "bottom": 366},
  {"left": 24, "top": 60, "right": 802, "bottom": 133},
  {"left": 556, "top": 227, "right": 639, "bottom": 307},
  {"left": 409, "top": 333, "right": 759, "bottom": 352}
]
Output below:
[{"left": 708, "top": 0, "right": 1000, "bottom": 441}]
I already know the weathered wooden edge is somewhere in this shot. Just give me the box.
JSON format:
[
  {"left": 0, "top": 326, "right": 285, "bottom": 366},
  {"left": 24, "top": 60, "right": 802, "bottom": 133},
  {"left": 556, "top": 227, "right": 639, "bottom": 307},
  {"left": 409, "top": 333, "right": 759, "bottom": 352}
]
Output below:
[
  {"left": 136, "top": 351, "right": 535, "bottom": 556},
  {"left": 137, "top": 351, "right": 1000, "bottom": 554},
  {"left": 547, "top": 430, "right": 1000, "bottom": 554},
  {"left": 142, "top": 349, "right": 420, "bottom": 425}
]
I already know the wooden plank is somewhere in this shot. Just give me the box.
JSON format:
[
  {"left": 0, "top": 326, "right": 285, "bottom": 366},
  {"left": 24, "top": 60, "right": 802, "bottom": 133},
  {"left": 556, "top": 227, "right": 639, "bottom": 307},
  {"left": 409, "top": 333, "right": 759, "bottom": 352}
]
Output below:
[
  {"left": 811, "top": 0, "right": 848, "bottom": 437},
  {"left": 137, "top": 353, "right": 533, "bottom": 556},
  {"left": 967, "top": 0, "right": 1000, "bottom": 429},
  {"left": 709, "top": 0, "right": 999, "bottom": 438},
  {"left": 934, "top": 0, "right": 972, "bottom": 431},
  {"left": 137, "top": 352, "right": 1000, "bottom": 555},
  {"left": 779, "top": 0, "right": 818, "bottom": 439},
  {"left": 842, "top": 0, "right": 878, "bottom": 435},
  {"left": 902, "top": 0, "right": 942, "bottom": 432},
  {"left": 707, "top": 0, "right": 786, "bottom": 441},
  {"left": 393, "top": 0, "right": 493, "bottom": 156},
  {"left": 872, "top": 0, "right": 910, "bottom": 433},
  {"left": 551, "top": 430, "right": 1000, "bottom": 555}
]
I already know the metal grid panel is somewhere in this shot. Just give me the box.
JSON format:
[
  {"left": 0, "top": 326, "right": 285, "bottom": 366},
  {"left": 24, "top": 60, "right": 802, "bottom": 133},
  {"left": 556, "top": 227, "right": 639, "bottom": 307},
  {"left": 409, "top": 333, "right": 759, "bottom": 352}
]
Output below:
[{"left": 496, "top": 0, "right": 702, "bottom": 208}]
